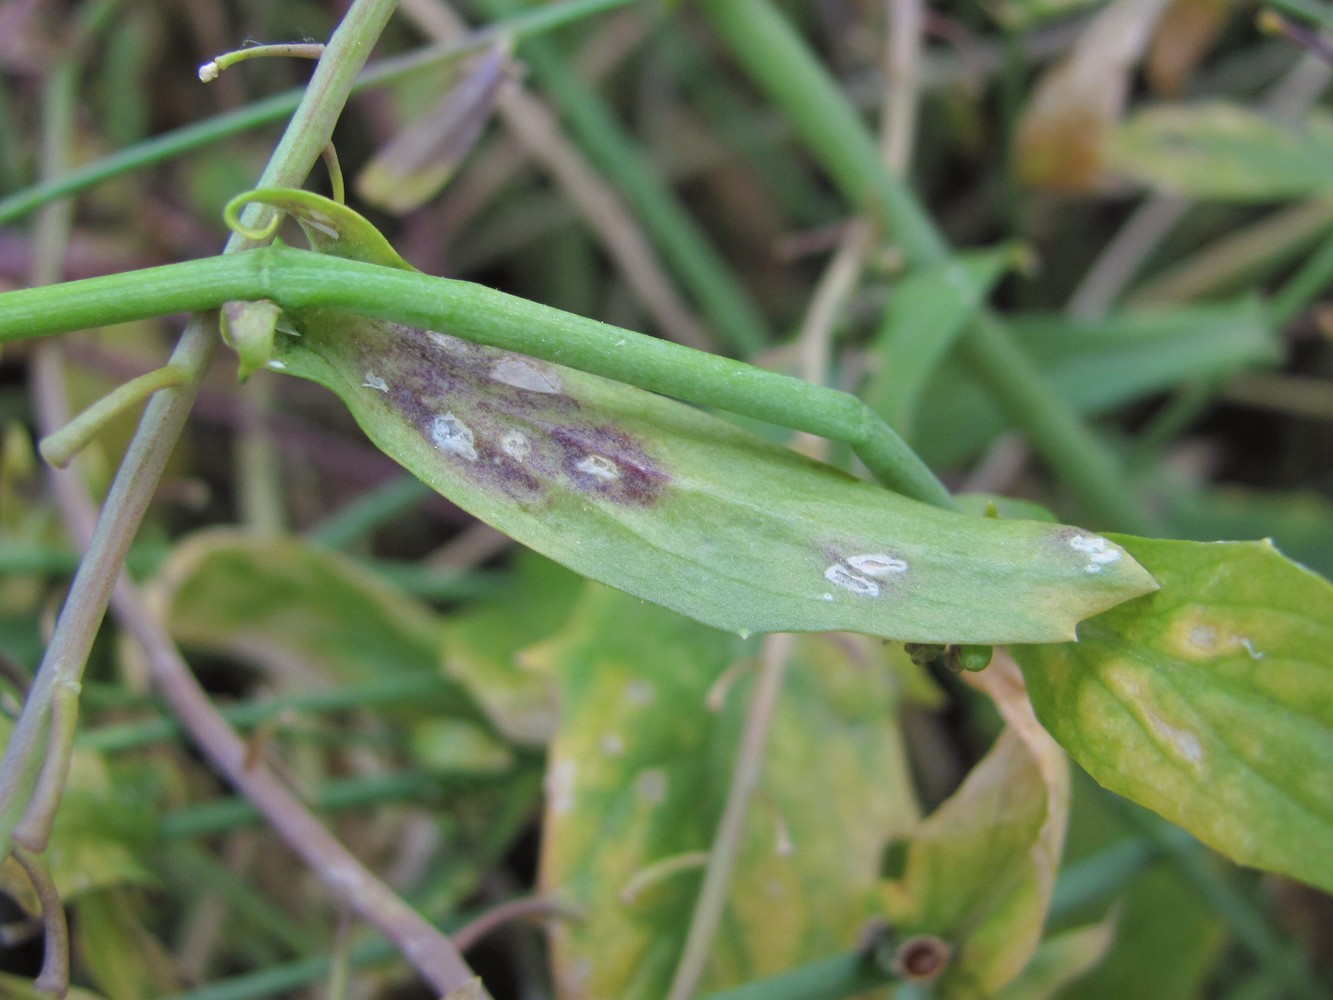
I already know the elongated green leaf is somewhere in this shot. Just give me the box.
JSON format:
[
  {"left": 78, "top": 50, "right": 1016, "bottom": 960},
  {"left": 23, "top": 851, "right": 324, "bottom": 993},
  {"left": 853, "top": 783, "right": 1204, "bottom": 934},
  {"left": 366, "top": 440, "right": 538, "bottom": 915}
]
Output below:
[
  {"left": 243, "top": 191, "right": 1155, "bottom": 644},
  {"left": 916, "top": 298, "right": 1276, "bottom": 466},
  {"left": 1015, "top": 537, "right": 1333, "bottom": 892},
  {"left": 529, "top": 585, "right": 916, "bottom": 999},
  {"left": 1109, "top": 103, "right": 1333, "bottom": 200},
  {"left": 864, "top": 248, "right": 1016, "bottom": 437}
]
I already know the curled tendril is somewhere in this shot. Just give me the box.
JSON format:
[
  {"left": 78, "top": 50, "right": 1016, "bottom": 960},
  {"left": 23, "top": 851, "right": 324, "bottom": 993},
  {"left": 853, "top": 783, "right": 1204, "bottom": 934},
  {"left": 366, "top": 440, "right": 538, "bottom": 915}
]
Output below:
[{"left": 224, "top": 192, "right": 285, "bottom": 242}]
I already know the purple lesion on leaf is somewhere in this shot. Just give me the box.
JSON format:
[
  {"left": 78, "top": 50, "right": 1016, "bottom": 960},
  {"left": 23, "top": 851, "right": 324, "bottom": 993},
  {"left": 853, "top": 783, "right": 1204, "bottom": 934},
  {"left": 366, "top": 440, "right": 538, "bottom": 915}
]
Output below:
[{"left": 350, "top": 322, "right": 669, "bottom": 507}]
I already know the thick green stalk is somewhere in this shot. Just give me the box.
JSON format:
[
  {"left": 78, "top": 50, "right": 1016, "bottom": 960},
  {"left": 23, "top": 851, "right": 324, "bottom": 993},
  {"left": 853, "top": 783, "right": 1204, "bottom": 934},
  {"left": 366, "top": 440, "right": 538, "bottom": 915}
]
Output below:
[
  {"left": 477, "top": 0, "right": 771, "bottom": 356},
  {"left": 698, "top": 0, "right": 1153, "bottom": 532},
  {"left": 0, "top": 247, "right": 953, "bottom": 507}
]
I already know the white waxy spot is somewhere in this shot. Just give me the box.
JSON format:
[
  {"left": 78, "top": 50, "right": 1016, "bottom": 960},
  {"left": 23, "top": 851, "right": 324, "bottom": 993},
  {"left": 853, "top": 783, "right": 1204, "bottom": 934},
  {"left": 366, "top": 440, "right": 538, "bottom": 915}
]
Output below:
[
  {"left": 846, "top": 553, "right": 908, "bottom": 577},
  {"left": 626, "top": 679, "right": 655, "bottom": 706},
  {"left": 362, "top": 371, "right": 389, "bottom": 392},
  {"left": 635, "top": 768, "right": 667, "bottom": 806},
  {"left": 1069, "top": 534, "right": 1122, "bottom": 574},
  {"left": 824, "top": 563, "right": 879, "bottom": 597},
  {"left": 822, "top": 593, "right": 834, "bottom": 601},
  {"left": 576, "top": 454, "right": 620, "bottom": 481},
  {"left": 601, "top": 733, "right": 624, "bottom": 756},
  {"left": 430, "top": 411, "right": 478, "bottom": 461},
  {"left": 266, "top": 359, "right": 287, "bottom": 371},
  {"left": 1238, "top": 637, "right": 1265, "bottom": 660},
  {"left": 547, "top": 758, "right": 576, "bottom": 815},
  {"left": 303, "top": 214, "right": 339, "bottom": 239},
  {"left": 500, "top": 429, "right": 531, "bottom": 463},
  {"left": 490, "top": 357, "right": 563, "bottom": 394}
]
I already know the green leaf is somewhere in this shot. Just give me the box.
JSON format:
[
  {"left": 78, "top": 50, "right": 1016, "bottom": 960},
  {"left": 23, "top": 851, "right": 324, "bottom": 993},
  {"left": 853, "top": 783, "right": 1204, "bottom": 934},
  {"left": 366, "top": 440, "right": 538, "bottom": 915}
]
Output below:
[
  {"left": 276, "top": 318, "right": 1156, "bottom": 642},
  {"left": 150, "top": 528, "right": 454, "bottom": 696},
  {"left": 1108, "top": 103, "right": 1333, "bottom": 201},
  {"left": 864, "top": 248, "right": 1016, "bottom": 437},
  {"left": 441, "top": 551, "right": 583, "bottom": 747},
  {"left": 531, "top": 585, "right": 917, "bottom": 998},
  {"left": 247, "top": 191, "right": 1155, "bottom": 643},
  {"left": 880, "top": 723, "right": 1064, "bottom": 1000},
  {"left": 1014, "top": 537, "right": 1333, "bottom": 892},
  {"left": 915, "top": 299, "right": 1277, "bottom": 466}
]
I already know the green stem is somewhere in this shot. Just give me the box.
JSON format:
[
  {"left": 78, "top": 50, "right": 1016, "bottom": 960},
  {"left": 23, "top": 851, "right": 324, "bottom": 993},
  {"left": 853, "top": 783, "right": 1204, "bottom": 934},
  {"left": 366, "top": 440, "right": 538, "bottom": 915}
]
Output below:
[
  {"left": 666, "top": 634, "right": 793, "bottom": 1000},
  {"left": 0, "top": 0, "right": 645, "bottom": 225},
  {"left": 159, "top": 769, "right": 476, "bottom": 839},
  {"left": 1270, "top": 227, "right": 1333, "bottom": 325},
  {"left": 13, "top": 845, "right": 70, "bottom": 997},
  {"left": 1, "top": 2, "right": 496, "bottom": 997},
  {"left": 199, "top": 43, "right": 326, "bottom": 83},
  {"left": 476, "top": 0, "right": 771, "bottom": 356},
  {"left": 308, "top": 475, "right": 434, "bottom": 548},
  {"left": 697, "top": 0, "right": 1153, "bottom": 532},
  {"left": 78, "top": 673, "right": 454, "bottom": 753},
  {"left": 38, "top": 364, "right": 188, "bottom": 468},
  {"left": 694, "top": 951, "right": 893, "bottom": 1000},
  {"left": 0, "top": 247, "right": 954, "bottom": 507}
]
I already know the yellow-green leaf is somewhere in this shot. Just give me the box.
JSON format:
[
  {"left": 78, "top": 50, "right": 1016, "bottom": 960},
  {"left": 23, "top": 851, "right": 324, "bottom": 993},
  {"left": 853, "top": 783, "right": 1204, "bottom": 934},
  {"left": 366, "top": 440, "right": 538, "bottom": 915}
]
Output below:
[
  {"left": 1015, "top": 537, "right": 1333, "bottom": 892},
  {"left": 531, "top": 585, "right": 916, "bottom": 998}
]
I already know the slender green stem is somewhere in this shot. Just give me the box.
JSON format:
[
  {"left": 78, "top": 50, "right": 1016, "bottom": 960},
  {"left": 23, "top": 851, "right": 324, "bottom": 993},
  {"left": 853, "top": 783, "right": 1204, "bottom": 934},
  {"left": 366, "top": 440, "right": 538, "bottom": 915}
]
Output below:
[
  {"left": 476, "top": 0, "right": 771, "bottom": 356},
  {"left": 666, "top": 634, "right": 793, "bottom": 1000},
  {"left": 199, "top": 43, "right": 326, "bottom": 84},
  {"left": 78, "top": 673, "right": 454, "bottom": 753},
  {"left": 697, "top": 0, "right": 1153, "bottom": 532},
  {"left": 308, "top": 475, "right": 434, "bottom": 548},
  {"left": 694, "top": 951, "right": 893, "bottom": 1000},
  {"left": 1270, "top": 227, "right": 1333, "bottom": 325},
  {"left": 159, "top": 769, "right": 475, "bottom": 839},
  {"left": 0, "top": 0, "right": 644, "bottom": 225},
  {"left": 13, "top": 845, "right": 70, "bottom": 997},
  {"left": 1, "top": 1, "right": 497, "bottom": 996},
  {"left": 0, "top": 247, "right": 954, "bottom": 507},
  {"left": 39, "top": 364, "right": 188, "bottom": 468}
]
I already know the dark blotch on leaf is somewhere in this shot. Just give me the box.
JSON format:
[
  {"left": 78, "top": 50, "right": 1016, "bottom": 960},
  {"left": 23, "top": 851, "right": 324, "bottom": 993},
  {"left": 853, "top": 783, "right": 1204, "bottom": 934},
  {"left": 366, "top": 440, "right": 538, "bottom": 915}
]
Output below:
[{"left": 346, "top": 322, "right": 668, "bottom": 507}]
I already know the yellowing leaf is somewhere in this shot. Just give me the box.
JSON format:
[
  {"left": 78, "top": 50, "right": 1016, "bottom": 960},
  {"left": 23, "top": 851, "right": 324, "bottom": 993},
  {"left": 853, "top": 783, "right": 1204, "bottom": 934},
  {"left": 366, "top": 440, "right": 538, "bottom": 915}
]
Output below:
[
  {"left": 880, "top": 723, "right": 1058, "bottom": 1000},
  {"left": 1015, "top": 537, "right": 1333, "bottom": 892},
  {"left": 531, "top": 586, "right": 916, "bottom": 998},
  {"left": 1109, "top": 103, "right": 1333, "bottom": 200}
]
